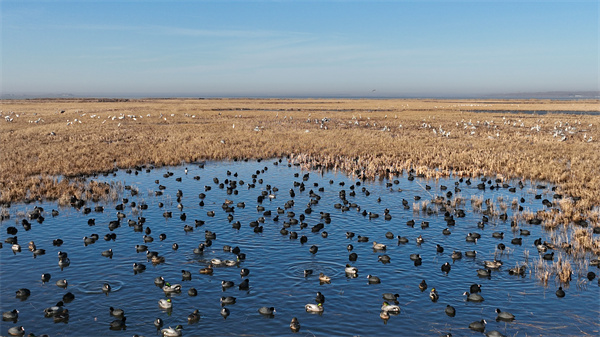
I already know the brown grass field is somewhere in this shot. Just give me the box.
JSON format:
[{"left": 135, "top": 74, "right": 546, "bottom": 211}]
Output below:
[{"left": 1, "top": 98, "right": 599, "bottom": 254}]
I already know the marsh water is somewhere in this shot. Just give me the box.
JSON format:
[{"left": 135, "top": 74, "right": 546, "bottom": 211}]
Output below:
[{"left": 1, "top": 159, "right": 598, "bottom": 336}]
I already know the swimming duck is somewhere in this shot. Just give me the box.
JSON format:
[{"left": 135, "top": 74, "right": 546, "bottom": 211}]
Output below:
[
  {"left": 485, "top": 331, "right": 507, "bottom": 337},
  {"left": 315, "top": 291, "right": 325, "bottom": 304},
  {"left": 429, "top": 288, "right": 439, "bottom": 302},
  {"left": 154, "top": 317, "right": 164, "bottom": 329},
  {"left": 381, "top": 302, "right": 400, "bottom": 313},
  {"left": 441, "top": 262, "right": 451, "bottom": 273},
  {"left": 470, "top": 284, "right": 482, "bottom": 293},
  {"left": 132, "top": 263, "right": 146, "bottom": 272},
  {"left": 187, "top": 309, "right": 201, "bottom": 322},
  {"left": 43, "top": 301, "right": 64, "bottom": 316},
  {"left": 162, "top": 283, "right": 182, "bottom": 293},
  {"left": 181, "top": 270, "right": 192, "bottom": 280},
  {"left": 372, "top": 241, "right": 386, "bottom": 250},
  {"left": 55, "top": 279, "right": 68, "bottom": 288},
  {"left": 416, "top": 235, "right": 424, "bottom": 244},
  {"left": 15, "top": 288, "right": 30, "bottom": 299},
  {"left": 477, "top": 268, "right": 492, "bottom": 277},
  {"left": 382, "top": 293, "right": 399, "bottom": 302},
  {"left": 222, "top": 280, "right": 235, "bottom": 289},
  {"left": 556, "top": 286, "right": 565, "bottom": 298},
  {"left": 158, "top": 298, "right": 172, "bottom": 309},
  {"left": 221, "top": 307, "right": 230, "bottom": 318},
  {"left": 102, "top": 283, "right": 111, "bottom": 293},
  {"left": 290, "top": 317, "right": 301, "bottom": 332},
  {"left": 240, "top": 268, "right": 250, "bottom": 277},
  {"left": 495, "top": 308, "right": 515, "bottom": 321},
  {"left": 258, "top": 306, "right": 276, "bottom": 316},
  {"left": 41, "top": 273, "right": 51, "bottom": 283},
  {"left": 199, "top": 264, "right": 214, "bottom": 274},
  {"left": 101, "top": 249, "right": 113, "bottom": 258},
  {"left": 380, "top": 310, "right": 390, "bottom": 320},
  {"left": 305, "top": 303, "right": 324, "bottom": 313},
  {"left": 210, "top": 258, "right": 223, "bottom": 266},
  {"left": 378, "top": 255, "right": 391, "bottom": 263},
  {"left": 442, "top": 228, "right": 451, "bottom": 235},
  {"left": 154, "top": 276, "right": 165, "bottom": 287},
  {"left": 397, "top": 236, "right": 409, "bottom": 243},
  {"left": 463, "top": 291, "right": 484, "bottom": 302},
  {"left": 451, "top": 251, "right": 462, "bottom": 259},
  {"left": 419, "top": 279, "right": 427, "bottom": 291},
  {"left": 345, "top": 264, "right": 358, "bottom": 274},
  {"left": 318, "top": 273, "right": 331, "bottom": 283},
  {"left": 220, "top": 296, "right": 236, "bottom": 305},
  {"left": 151, "top": 255, "right": 165, "bottom": 264},
  {"left": 465, "top": 250, "right": 477, "bottom": 258},
  {"left": 484, "top": 260, "right": 503, "bottom": 269},
  {"left": 161, "top": 325, "right": 183, "bottom": 337}
]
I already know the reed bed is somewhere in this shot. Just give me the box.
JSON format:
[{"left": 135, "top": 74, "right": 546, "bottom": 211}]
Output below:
[{"left": 1, "top": 98, "right": 599, "bottom": 251}]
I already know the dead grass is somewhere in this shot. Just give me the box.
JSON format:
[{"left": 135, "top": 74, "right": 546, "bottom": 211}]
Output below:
[{"left": 1, "top": 98, "right": 599, "bottom": 252}]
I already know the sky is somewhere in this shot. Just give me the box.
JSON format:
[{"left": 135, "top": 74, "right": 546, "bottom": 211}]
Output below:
[{"left": 1, "top": 0, "right": 598, "bottom": 98}]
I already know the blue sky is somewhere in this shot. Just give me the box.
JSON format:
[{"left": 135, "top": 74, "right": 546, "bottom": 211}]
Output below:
[{"left": 1, "top": 1, "right": 598, "bottom": 97}]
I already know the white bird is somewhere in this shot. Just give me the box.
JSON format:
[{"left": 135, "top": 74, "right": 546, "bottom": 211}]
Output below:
[
  {"left": 161, "top": 325, "right": 183, "bottom": 337},
  {"left": 381, "top": 302, "right": 400, "bottom": 313},
  {"left": 345, "top": 264, "right": 358, "bottom": 274},
  {"left": 158, "top": 298, "right": 172, "bottom": 309},
  {"left": 305, "top": 303, "right": 324, "bottom": 312}
]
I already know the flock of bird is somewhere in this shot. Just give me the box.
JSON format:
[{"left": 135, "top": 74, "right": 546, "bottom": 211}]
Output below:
[{"left": 1, "top": 158, "right": 597, "bottom": 336}]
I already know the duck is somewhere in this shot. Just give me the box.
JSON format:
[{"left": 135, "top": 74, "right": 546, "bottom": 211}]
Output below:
[
  {"left": 436, "top": 244, "right": 444, "bottom": 253},
  {"left": 469, "top": 319, "right": 487, "bottom": 332},
  {"left": 305, "top": 303, "right": 324, "bottom": 312},
  {"left": 416, "top": 235, "right": 425, "bottom": 244},
  {"left": 344, "top": 264, "right": 358, "bottom": 274},
  {"left": 419, "top": 279, "right": 428, "bottom": 291},
  {"left": 154, "top": 317, "right": 164, "bottom": 329},
  {"left": 2, "top": 309, "right": 19, "bottom": 321},
  {"left": 484, "top": 260, "right": 503, "bottom": 269},
  {"left": 318, "top": 273, "right": 331, "bottom": 283},
  {"left": 495, "top": 308, "right": 515, "bottom": 321},
  {"left": 380, "top": 310, "right": 390, "bottom": 320},
  {"left": 211, "top": 258, "right": 223, "bottom": 266},
  {"left": 187, "top": 309, "right": 201, "bottom": 322},
  {"left": 151, "top": 255, "right": 165, "bottom": 264},
  {"left": 62, "top": 292, "right": 75, "bottom": 302},
  {"left": 381, "top": 302, "right": 400, "bottom": 313},
  {"left": 372, "top": 241, "right": 386, "bottom": 250},
  {"left": 509, "top": 265, "right": 526, "bottom": 275},
  {"left": 132, "top": 263, "right": 146, "bottom": 272},
  {"left": 442, "top": 228, "right": 451, "bottom": 235},
  {"left": 163, "top": 283, "right": 182, "bottom": 293},
  {"left": 102, "top": 283, "right": 111, "bottom": 293},
  {"left": 429, "top": 288, "right": 439, "bottom": 302},
  {"left": 158, "top": 298, "right": 172, "bottom": 309},
  {"left": 154, "top": 276, "right": 165, "bottom": 287},
  {"left": 15, "top": 288, "right": 30, "bottom": 298},
  {"left": 240, "top": 268, "right": 250, "bottom": 277},
  {"left": 109, "top": 306, "right": 124, "bottom": 318},
  {"left": 465, "top": 250, "right": 477, "bottom": 258},
  {"left": 58, "top": 257, "right": 70, "bottom": 268},
  {"left": 556, "top": 286, "right": 565, "bottom": 298},
  {"left": 378, "top": 255, "right": 391, "bottom": 263},
  {"left": 109, "top": 316, "right": 126, "bottom": 330},
  {"left": 161, "top": 325, "right": 183, "bottom": 337},
  {"left": 199, "top": 264, "right": 214, "bottom": 274},
  {"left": 221, "top": 307, "right": 230, "bottom": 318},
  {"left": 258, "top": 306, "right": 276, "bottom": 316},
  {"left": 222, "top": 280, "right": 235, "bottom": 289},
  {"left": 463, "top": 291, "right": 485, "bottom": 302},
  {"left": 239, "top": 278, "right": 250, "bottom": 290},
  {"left": 451, "top": 251, "right": 462, "bottom": 259},
  {"left": 290, "top": 317, "right": 301, "bottom": 332},
  {"left": 101, "top": 249, "right": 113, "bottom": 258},
  {"left": 397, "top": 236, "right": 409, "bottom": 243},
  {"left": 55, "top": 279, "right": 68, "bottom": 288},
  {"left": 409, "top": 254, "right": 421, "bottom": 261},
  {"left": 367, "top": 274, "right": 381, "bottom": 284},
  {"left": 485, "top": 331, "right": 507, "bottom": 337},
  {"left": 181, "top": 270, "right": 192, "bottom": 279},
  {"left": 41, "top": 273, "right": 51, "bottom": 283},
  {"left": 445, "top": 305, "right": 456, "bottom": 317},
  {"left": 441, "top": 262, "right": 451, "bottom": 273}
]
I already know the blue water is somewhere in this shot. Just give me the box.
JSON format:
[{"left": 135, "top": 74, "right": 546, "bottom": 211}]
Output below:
[{"left": 1, "top": 159, "right": 598, "bottom": 336}]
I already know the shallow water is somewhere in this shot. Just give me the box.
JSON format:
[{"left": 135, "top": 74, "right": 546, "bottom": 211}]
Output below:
[{"left": 1, "top": 159, "right": 599, "bottom": 337}]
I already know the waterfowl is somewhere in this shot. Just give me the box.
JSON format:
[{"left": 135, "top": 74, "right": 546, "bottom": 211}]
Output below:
[
  {"left": 240, "top": 268, "right": 250, "bottom": 277},
  {"left": 258, "top": 306, "right": 276, "bottom": 316},
  {"left": 58, "top": 257, "right": 70, "bottom": 268},
  {"left": 162, "top": 283, "right": 182, "bottom": 293},
  {"left": 485, "top": 331, "right": 507, "bottom": 337},
  {"left": 309, "top": 245, "right": 318, "bottom": 254},
  {"left": 367, "top": 274, "right": 381, "bottom": 284},
  {"left": 7, "top": 326, "right": 24, "bottom": 336},
  {"left": 11, "top": 244, "right": 21, "bottom": 252},
  {"left": 154, "top": 276, "right": 165, "bottom": 287},
  {"left": 305, "top": 303, "right": 324, "bottom": 312},
  {"left": 41, "top": 273, "right": 51, "bottom": 283},
  {"left": 416, "top": 235, "right": 425, "bottom": 244},
  {"left": 2, "top": 309, "right": 19, "bottom": 321},
  {"left": 199, "top": 264, "right": 214, "bottom": 274},
  {"left": 27, "top": 241, "right": 35, "bottom": 251},
  {"left": 409, "top": 254, "right": 421, "bottom": 261},
  {"left": 509, "top": 265, "right": 526, "bottom": 275},
  {"left": 188, "top": 309, "right": 201, "bottom": 322},
  {"left": 484, "top": 260, "right": 503, "bottom": 269},
  {"left": 43, "top": 301, "right": 64, "bottom": 316},
  {"left": 62, "top": 292, "right": 75, "bottom": 302},
  {"left": 492, "top": 232, "right": 504, "bottom": 239},
  {"left": 318, "top": 273, "right": 331, "bottom": 283},
  {"left": 556, "top": 286, "right": 565, "bottom": 298},
  {"left": 470, "top": 284, "right": 482, "bottom": 294},
  {"left": 161, "top": 325, "right": 183, "bottom": 337},
  {"left": 349, "top": 252, "right": 358, "bottom": 261},
  {"left": 221, "top": 307, "right": 230, "bottom": 318},
  {"left": 380, "top": 310, "right": 390, "bottom": 320},
  {"left": 132, "top": 263, "right": 146, "bottom": 272},
  {"left": 158, "top": 298, "right": 172, "bottom": 309},
  {"left": 357, "top": 235, "right": 369, "bottom": 242},
  {"left": 495, "top": 308, "right": 515, "bottom": 321},
  {"left": 419, "top": 279, "right": 427, "bottom": 291},
  {"left": 290, "top": 317, "right": 301, "bottom": 332},
  {"left": 135, "top": 244, "right": 148, "bottom": 252},
  {"left": 372, "top": 241, "right": 386, "bottom": 250},
  {"left": 451, "top": 251, "right": 462, "bottom": 259},
  {"left": 181, "top": 269, "right": 192, "bottom": 280},
  {"left": 441, "top": 262, "right": 451, "bottom": 273},
  {"left": 222, "top": 280, "right": 235, "bottom": 289},
  {"left": 477, "top": 269, "right": 492, "bottom": 277},
  {"left": 109, "top": 306, "right": 124, "bottom": 318},
  {"left": 383, "top": 293, "right": 399, "bottom": 302},
  {"left": 381, "top": 302, "right": 400, "bottom": 313},
  {"left": 101, "top": 249, "right": 113, "bottom": 258},
  {"left": 463, "top": 291, "right": 484, "bottom": 302},
  {"left": 445, "top": 305, "right": 456, "bottom": 317},
  {"left": 220, "top": 296, "right": 237, "bottom": 305},
  {"left": 469, "top": 319, "right": 487, "bottom": 332},
  {"left": 465, "top": 250, "right": 477, "bottom": 258},
  {"left": 378, "top": 255, "right": 391, "bottom": 263},
  {"left": 436, "top": 244, "right": 444, "bottom": 253},
  {"left": 154, "top": 317, "right": 164, "bottom": 329},
  {"left": 429, "top": 288, "right": 439, "bottom": 302},
  {"left": 315, "top": 291, "right": 325, "bottom": 304},
  {"left": 102, "top": 283, "right": 111, "bottom": 293},
  {"left": 442, "top": 228, "right": 451, "bottom": 235},
  {"left": 211, "top": 258, "right": 223, "bottom": 265},
  {"left": 345, "top": 264, "right": 358, "bottom": 274},
  {"left": 239, "top": 278, "right": 250, "bottom": 290},
  {"left": 543, "top": 252, "right": 555, "bottom": 261}
]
